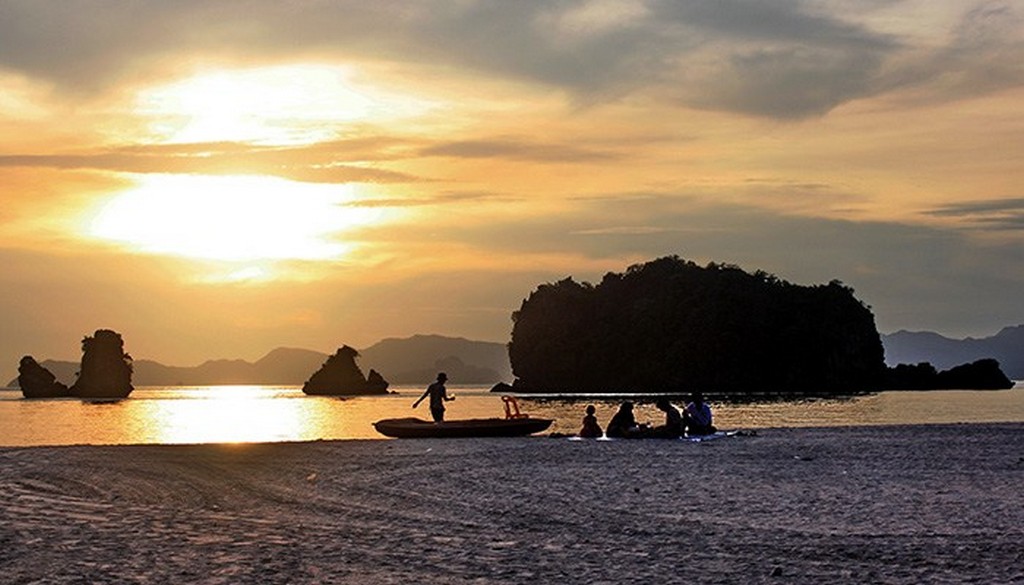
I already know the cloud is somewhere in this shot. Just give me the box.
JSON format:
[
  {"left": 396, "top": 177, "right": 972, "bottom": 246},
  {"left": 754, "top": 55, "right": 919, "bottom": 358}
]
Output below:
[
  {"left": 927, "top": 197, "right": 1024, "bottom": 230},
  {"left": 420, "top": 137, "right": 619, "bottom": 162},
  {"left": 685, "top": 46, "right": 886, "bottom": 118},
  {"left": 652, "top": 0, "right": 897, "bottom": 48},
  {"left": 865, "top": 3, "right": 1024, "bottom": 106},
  {"left": 347, "top": 190, "right": 518, "bottom": 208},
  {"left": 0, "top": 140, "right": 422, "bottom": 184},
  {"left": 570, "top": 226, "right": 694, "bottom": 236},
  {"left": 3, "top": 1, "right": 1022, "bottom": 120},
  {"left": 0, "top": 130, "right": 632, "bottom": 183}
]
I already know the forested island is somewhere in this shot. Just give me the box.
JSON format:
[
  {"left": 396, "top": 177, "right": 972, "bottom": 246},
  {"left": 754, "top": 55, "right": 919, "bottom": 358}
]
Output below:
[{"left": 507, "top": 256, "right": 1013, "bottom": 396}]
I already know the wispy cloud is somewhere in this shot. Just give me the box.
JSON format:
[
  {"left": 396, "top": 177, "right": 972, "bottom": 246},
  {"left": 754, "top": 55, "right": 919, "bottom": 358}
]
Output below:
[
  {"left": 0, "top": 129, "right": 635, "bottom": 184},
  {"left": 420, "top": 138, "right": 619, "bottom": 162},
  {"left": 875, "top": 2, "right": 1024, "bottom": 104},
  {"left": 3, "top": 1, "right": 1022, "bottom": 119},
  {"left": 927, "top": 197, "right": 1024, "bottom": 229},
  {"left": 347, "top": 190, "right": 519, "bottom": 208},
  {"left": 570, "top": 226, "right": 721, "bottom": 236},
  {"left": 0, "top": 140, "right": 422, "bottom": 184}
]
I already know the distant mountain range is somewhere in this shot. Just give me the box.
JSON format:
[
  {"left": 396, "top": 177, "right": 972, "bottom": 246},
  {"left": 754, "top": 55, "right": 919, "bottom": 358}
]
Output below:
[
  {"left": 9, "top": 334, "right": 513, "bottom": 388},
  {"left": 11, "top": 327, "right": 1021, "bottom": 387},
  {"left": 882, "top": 325, "right": 1024, "bottom": 380}
]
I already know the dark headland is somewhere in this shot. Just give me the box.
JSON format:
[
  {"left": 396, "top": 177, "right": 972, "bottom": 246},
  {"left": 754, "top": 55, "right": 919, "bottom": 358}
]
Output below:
[{"left": 505, "top": 256, "right": 1013, "bottom": 396}]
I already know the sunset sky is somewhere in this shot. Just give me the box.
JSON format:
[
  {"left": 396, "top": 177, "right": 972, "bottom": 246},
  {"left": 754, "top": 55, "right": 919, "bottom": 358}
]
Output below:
[{"left": 2, "top": 1, "right": 1022, "bottom": 380}]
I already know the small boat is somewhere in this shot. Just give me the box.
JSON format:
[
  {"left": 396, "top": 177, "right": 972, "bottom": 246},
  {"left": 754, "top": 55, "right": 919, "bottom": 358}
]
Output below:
[{"left": 373, "top": 416, "right": 553, "bottom": 439}]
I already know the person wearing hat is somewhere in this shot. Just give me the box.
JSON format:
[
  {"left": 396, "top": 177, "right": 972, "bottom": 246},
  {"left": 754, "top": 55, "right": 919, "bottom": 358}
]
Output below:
[{"left": 414, "top": 372, "right": 455, "bottom": 422}]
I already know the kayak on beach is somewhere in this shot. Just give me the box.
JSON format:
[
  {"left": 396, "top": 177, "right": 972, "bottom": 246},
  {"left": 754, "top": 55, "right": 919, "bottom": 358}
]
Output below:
[{"left": 373, "top": 416, "right": 553, "bottom": 438}]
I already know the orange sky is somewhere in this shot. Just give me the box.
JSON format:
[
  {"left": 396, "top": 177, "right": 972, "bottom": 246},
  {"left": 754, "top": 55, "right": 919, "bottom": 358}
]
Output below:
[{"left": 2, "top": 1, "right": 1023, "bottom": 381}]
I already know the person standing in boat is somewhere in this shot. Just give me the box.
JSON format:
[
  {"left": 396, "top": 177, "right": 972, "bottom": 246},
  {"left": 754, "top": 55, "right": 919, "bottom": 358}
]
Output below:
[{"left": 414, "top": 372, "right": 455, "bottom": 422}]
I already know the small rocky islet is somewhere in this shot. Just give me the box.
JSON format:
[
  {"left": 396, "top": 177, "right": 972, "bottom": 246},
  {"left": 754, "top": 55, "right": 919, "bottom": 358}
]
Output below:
[
  {"left": 301, "top": 345, "right": 390, "bottom": 396},
  {"left": 19, "top": 329, "right": 133, "bottom": 399}
]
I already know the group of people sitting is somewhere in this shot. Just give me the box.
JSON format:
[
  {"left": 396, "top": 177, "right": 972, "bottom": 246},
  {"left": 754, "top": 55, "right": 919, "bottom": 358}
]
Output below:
[{"left": 579, "top": 392, "right": 716, "bottom": 439}]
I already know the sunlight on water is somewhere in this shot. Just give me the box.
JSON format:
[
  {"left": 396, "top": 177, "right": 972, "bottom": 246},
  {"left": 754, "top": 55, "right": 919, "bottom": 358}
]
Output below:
[
  {"left": 0, "top": 384, "right": 1021, "bottom": 446},
  {"left": 145, "top": 386, "right": 304, "bottom": 443}
]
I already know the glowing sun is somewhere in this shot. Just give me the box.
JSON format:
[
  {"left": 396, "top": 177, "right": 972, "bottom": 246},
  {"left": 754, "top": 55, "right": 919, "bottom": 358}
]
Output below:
[{"left": 86, "top": 174, "right": 382, "bottom": 262}]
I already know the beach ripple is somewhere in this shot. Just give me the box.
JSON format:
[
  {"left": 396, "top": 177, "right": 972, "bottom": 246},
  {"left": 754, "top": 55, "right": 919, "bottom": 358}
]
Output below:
[{"left": 1, "top": 424, "right": 1022, "bottom": 584}]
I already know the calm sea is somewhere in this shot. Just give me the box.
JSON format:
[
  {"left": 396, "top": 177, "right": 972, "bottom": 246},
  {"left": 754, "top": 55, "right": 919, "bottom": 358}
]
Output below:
[{"left": 1, "top": 384, "right": 1021, "bottom": 447}]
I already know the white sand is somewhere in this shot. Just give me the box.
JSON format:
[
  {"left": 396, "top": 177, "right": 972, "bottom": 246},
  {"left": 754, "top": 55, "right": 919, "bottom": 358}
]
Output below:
[{"left": 1, "top": 423, "right": 1022, "bottom": 584}]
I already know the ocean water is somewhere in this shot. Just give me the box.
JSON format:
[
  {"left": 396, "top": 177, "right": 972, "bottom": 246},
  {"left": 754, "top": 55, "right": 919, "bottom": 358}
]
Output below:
[{"left": 0, "top": 384, "right": 1021, "bottom": 447}]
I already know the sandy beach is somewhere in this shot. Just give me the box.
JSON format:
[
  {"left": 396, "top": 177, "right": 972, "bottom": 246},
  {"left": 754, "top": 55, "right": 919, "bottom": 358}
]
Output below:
[{"left": 1, "top": 423, "right": 1022, "bottom": 584}]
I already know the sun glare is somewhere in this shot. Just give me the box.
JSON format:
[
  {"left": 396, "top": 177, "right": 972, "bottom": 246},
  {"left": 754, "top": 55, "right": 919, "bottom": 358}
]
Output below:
[
  {"left": 146, "top": 386, "right": 306, "bottom": 444},
  {"left": 86, "top": 174, "right": 383, "bottom": 262},
  {"left": 134, "top": 64, "right": 427, "bottom": 144}
]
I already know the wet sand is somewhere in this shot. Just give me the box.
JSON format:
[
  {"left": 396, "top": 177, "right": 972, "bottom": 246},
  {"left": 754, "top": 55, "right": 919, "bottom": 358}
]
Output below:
[{"left": 1, "top": 423, "right": 1022, "bottom": 584}]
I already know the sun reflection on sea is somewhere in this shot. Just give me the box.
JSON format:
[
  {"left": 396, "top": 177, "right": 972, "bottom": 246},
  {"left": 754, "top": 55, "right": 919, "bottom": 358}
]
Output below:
[{"left": 146, "top": 386, "right": 308, "bottom": 444}]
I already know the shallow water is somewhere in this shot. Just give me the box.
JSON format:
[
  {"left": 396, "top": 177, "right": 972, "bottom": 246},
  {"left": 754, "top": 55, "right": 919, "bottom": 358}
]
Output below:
[{"left": 0, "top": 383, "right": 1021, "bottom": 446}]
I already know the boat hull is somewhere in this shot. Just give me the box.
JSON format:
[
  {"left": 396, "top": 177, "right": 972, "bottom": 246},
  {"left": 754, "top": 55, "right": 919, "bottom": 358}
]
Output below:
[{"left": 373, "top": 417, "right": 553, "bottom": 438}]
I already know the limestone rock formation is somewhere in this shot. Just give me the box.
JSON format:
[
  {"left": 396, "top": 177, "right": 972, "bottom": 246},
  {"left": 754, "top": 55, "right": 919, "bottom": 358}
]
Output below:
[
  {"left": 365, "top": 369, "right": 390, "bottom": 394},
  {"left": 17, "top": 356, "right": 71, "bottom": 398},
  {"left": 69, "top": 329, "right": 134, "bottom": 399},
  {"left": 509, "top": 256, "right": 886, "bottom": 395},
  {"left": 302, "top": 345, "right": 390, "bottom": 395}
]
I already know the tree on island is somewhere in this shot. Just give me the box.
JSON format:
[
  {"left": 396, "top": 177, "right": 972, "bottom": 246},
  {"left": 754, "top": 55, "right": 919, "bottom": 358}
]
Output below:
[
  {"left": 70, "top": 329, "right": 134, "bottom": 399},
  {"left": 302, "top": 345, "right": 390, "bottom": 395},
  {"left": 508, "top": 256, "right": 887, "bottom": 395}
]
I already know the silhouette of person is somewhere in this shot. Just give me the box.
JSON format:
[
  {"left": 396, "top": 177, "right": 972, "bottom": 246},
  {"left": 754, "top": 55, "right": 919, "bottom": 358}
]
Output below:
[
  {"left": 606, "top": 401, "right": 644, "bottom": 438},
  {"left": 414, "top": 372, "right": 454, "bottom": 422},
  {"left": 683, "top": 392, "right": 716, "bottom": 436},
  {"left": 579, "top": 404, "right": 603, "bottom": 438},
  {"left": 652, "top": 398, "right": 683, "bottom": 438}
]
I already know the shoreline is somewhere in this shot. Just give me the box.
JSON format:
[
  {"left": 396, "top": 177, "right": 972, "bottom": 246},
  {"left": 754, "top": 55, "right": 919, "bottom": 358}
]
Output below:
[
  {"left": 4, "top": 417, "right": 1024, "bottom": 448},
  {"left": 2, "top": 422, "right": 1022, "bottom": 583}
]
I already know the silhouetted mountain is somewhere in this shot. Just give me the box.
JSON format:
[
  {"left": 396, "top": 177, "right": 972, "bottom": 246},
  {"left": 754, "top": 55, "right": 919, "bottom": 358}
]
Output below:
[
  {"left": 253, "top": 348, "right": 329, "bottom": 384},
  {"left": 882, "top": 325, "right": 1024, "bottom": 379},
  {"left": 360, "top": 335, "right": 512, "bottom": 384},
  {"left": 8, "top": 335, "right": 511, "bottom": 387}
]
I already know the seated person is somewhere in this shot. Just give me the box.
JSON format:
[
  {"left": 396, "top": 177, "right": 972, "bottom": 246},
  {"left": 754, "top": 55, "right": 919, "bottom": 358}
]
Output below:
[
  {"left": 578, "top": 404, "right": 603, "bottom": 438},
  {"left": 605, "top": 401, "right": 645, "bottom": 438},
  {"left": 683, "top": 392, "right": 716, "bottom": 436},
  {"left": 651, "top": 398, "right": 684, "bottom": 438}
]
